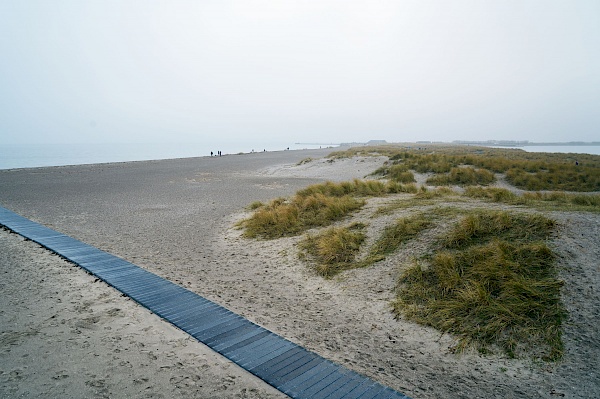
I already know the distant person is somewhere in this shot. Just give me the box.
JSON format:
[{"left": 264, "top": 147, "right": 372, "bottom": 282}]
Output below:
[
  {"left": 575, "top": 160, "right": 579, "bottom": 166},
  {"left": 211, "top": 151, "right": 213, "bottom": 157}
]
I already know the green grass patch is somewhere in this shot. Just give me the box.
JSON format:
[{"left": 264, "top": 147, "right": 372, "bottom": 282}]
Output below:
[
  {"left": 241, "top": 194, "right": 365, "bottom": 239},
  {"left": 334, "top": 144, "right": 600, "bottom": 192},
  {"left": 523, "top": 191, "right": 600, "bottom": 207},
  {"left": 442, "top": 210, "right": 555, "bottom": 249},
  {"left": 394, "top": 211, "right": 565, "bottom": 360},
  {"left": 373, "top": 189, "right": 460, "bottom": 216},
  {"left": 427, "top": 167, "right": 496, "bottom": 186},
  {"left": 464, "top": 187, "right": 600, "bottom": 212},
  {"left": 464, "top": 186, "right": 522, "bottom": 204},
  {"left": 371, "top": 164, "right": 416, "bottom": 183},
  {"left": 506, "top": 166, "right": 599, "bottom": 192},
  {"left": 299, "top": 223, "right": 366, "bottom": 277},
  {"left": 362, "top": 214, "right": 432, "bottom": 266},
  {"left": 296, "top": 179, "right": 399, "bottom": 198},
  {"left": 241, "top": 180, "right": 419, "bottom": 239}
]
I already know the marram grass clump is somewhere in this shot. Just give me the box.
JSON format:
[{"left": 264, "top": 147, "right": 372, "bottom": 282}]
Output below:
[
  {"left": 427, "top": 167, "right": 496, "bottom": 186},
  {"left": 297, "top": 157, "right": 314, "bottom": 165},
  {"left": 362, "top": 214, "right": 432, "bottom": 266},
  {"left": 393, "top": 211, "right": 566, "bottom": 361},
  {"left": 296, "top": 179, "right": 397, "bottom": 198},
  {"left": 372, "top": 164, "right": 416, "bottom": 183},
  {"left": 332, "top": 144, "right": 600, "bottom": 191},
  {"left": 240, "top": 180, "right": 410, "bottom": 239},
  {"left": 464, "top": 187, "right": 600, "bottom": 212},
  {"left": 241, "top": 193, "right": 364, "bottom": 239},
  {"left": 442, "top": 210, "right": 555, "bottom": 249},
  {"left": 464, "top": 186, "right": 522, "bottom": 204},
  {"left": 299, "top": 223, "right": 366, "bottom": 277}
]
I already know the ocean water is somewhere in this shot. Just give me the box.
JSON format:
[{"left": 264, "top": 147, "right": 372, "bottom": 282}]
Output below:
[
  {"left": 0, "top": 141, "right": 330, "bottom": 170},
  {"left": 511, "top": 145, "right": 600, "bottom": 155},
  {"left": 2, "top": 142, "right": 598, "bottom": 170}
]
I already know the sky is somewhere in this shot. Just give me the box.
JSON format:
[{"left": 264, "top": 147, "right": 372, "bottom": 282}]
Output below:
[{"left": 1, "top": 0, "right": 599, "bottom": 145}]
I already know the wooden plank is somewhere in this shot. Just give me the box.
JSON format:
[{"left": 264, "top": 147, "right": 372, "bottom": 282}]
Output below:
[{"left": 0, "top": 206, "right": 412, "bottom": 399}]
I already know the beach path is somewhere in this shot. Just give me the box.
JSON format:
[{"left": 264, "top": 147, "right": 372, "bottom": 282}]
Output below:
[{"left": 0, "top": 205, "right": 410, "bottom": 399}]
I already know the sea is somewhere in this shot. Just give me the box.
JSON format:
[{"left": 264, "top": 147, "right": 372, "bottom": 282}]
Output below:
[
  {"left": 485, "top": 145, "right": 600, "bottom": 156},
  {"left": 0, "top": 141, "right": 332, "bottom": 170},
  {"left": 1, "top": 142, "right": 599, "bottom": 170},
  {"left": 505, "top": 145, "right": 600, "bottom": 156}
]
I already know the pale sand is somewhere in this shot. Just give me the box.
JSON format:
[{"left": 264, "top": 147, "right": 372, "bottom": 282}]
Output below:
[
  {"left": 1, "top": 149, "right": 599, "bottom": 398},
  {"left": 0, "top": 229, "right": 285, "bottom": 398}
]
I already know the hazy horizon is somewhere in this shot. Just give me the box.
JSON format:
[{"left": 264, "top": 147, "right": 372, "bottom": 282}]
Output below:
[{"left": 2, "top": 1, "right": 599, "bottom": 146}]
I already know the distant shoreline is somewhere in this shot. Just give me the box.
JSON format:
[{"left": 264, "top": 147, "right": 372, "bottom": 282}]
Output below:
[{"left": 455, "top": 141, "right": 600, "bottom": 147}]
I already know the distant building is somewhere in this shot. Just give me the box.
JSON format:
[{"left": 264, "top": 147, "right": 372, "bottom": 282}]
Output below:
[{"left": 366, "top": 140, "right": 388, "bottom": 145}]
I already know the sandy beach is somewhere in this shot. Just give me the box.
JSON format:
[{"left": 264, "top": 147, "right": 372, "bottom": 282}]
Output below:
[{"left": 1, "top": 148, "right": 599, "bottom": 398}]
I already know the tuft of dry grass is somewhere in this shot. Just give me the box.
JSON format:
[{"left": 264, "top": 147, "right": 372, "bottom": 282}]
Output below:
[
  {"left": 371, "top": 164, "right": 416, "bottom": 183},
  {"left": 247, "top": 201, "right": 264, "bottom": 210},
  {"left": 240, "top": 180, "right": 417, "bottom": 239},
  {"left": 442, "top": 210, "right": 555, "bottom": 249},
  {"left": 465, "top": 187, "right": 600, "bottom": 212},
  {"left": 384, "top": 182, "right": 419, "bottom": 194},
  {"left": 415, "top": 186, "right": 459, "bottom": 199},
  {"left": 393, "top": 211, "right": 566, "bottom": 361},
  {"left": 505, "top": 165, "right": 600, "bottom": 192},
  {"left": 296, "top": 157, "right": 314, "bottom": 165},
  {"left": 241, "top": 194, "right": 364, "bottom": 239},
  {"left": 464, "top": 186, "right": 522, "bottom": 203},
  {"left": 296, "top": 179, "right": 396, "bottom": 198},
  {"left": 427, "top": 167, "right": 496, "bottom": 186},
  {"left": 299, "top": 223, "right": 366, "bottom": 277},
  {"left": 362, "top": 214, "right": 432, "bottom": 266},
  {"left": 333, "top": 144, "right": 600, "bottom": 191}
]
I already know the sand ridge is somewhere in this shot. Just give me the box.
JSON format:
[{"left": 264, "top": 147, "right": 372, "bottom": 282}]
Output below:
[{"left": 0, "top": 229, "right": 286, "bottom": 398}]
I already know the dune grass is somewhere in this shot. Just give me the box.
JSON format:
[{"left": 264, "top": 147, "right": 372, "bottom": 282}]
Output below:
[
  {"left": 371, "top": 164, "right": 416, "bottom": 183},
  {"left": 296, "top": 179, "right": 398, "bottom": 198},
  {"left": 299, "top": 223, "right": 366, "bottom": 277},
  {"left": 441, "top": 210, "right": 555, "bottom": 249},
  {"left": 393, "top": 211, "right": 565, "bottom": 360},
  {"left": 299, "top": 214, "right": 435, "bottom": 276},
  {"left": 362, "top": 214, "right": 433, "bottom": 266},
  {"left": 505, "top": 166, "right": 599, "bottom": 192},
  {"left": 241, "top": 194, "right": 365, "bottom": 239},
  {"left": 427, "top": 167, "right": 496, "bottom": 186},
  {"left": 241, "top": 180, "right": 406, "bottom": 239},
  {"left": 463, "top": 187, "right": 522, "bottom": 203},
  {"left": 237, "top": 146, "right": 598, "bottom": 361},
  {"left": 247, "top": 201, "right": 265, "bottom": 210},
  {"left": 464, "top": 186, "right": 600, "bottom": 212},
  {"left": 297, "top": 157, "right": 314, "bottom": 165},
  {"left": 331, "top": 144, "right": 600, "bottom": 191}
]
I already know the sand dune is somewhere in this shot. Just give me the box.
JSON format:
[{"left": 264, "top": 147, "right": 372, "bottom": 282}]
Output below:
[{"left": 1, "top": 148, "right": 598, "bottom": 398}]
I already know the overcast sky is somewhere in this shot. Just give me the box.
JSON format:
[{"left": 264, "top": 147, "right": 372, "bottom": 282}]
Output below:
[{"left": 1, "top": 0, "right": 599, "bottom": 145}]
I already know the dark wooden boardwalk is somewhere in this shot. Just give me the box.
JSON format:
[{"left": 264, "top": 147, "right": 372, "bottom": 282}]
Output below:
[{"left": 0, "top": 206, "right": 410, "bottom": 399}]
